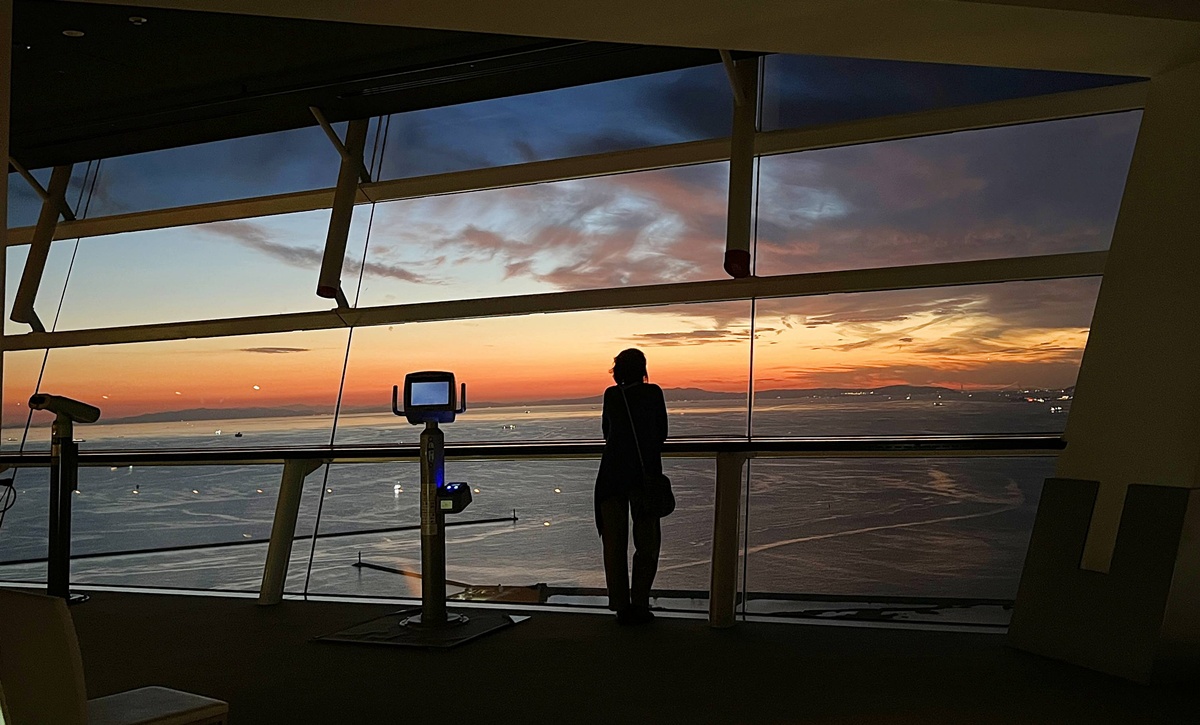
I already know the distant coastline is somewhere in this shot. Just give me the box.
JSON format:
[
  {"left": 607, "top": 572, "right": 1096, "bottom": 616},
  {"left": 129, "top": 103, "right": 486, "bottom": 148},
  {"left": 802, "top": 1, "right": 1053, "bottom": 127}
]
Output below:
[{"left": 74, "top": 384, "right": 1073, "bottom": 426}]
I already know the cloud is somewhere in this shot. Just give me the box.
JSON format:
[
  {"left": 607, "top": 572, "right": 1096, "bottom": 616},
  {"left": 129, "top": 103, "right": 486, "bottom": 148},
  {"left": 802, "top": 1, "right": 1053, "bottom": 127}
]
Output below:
[
  {"left": 240, "top": 347, "right": 310, "bottom": 354},
  {"left": 625, "top": 329, "right": 748, "bottom": 346},
  {"left": 81, "top": 126, "right": 344, "bottom": 216},
  {"left": 755, "top": 278, "right": 1100, "bottom": 334},
  {"left": 361, "top": 113, "right": 1134, "bottom": 312},
  {"left": 632, "top": 63, "right": 733, "bottom": 141},
  {"left": 753, "top": 112, "right": 1139, "bottom": 274},
  {"left": 201, "top": 220, "right": 435, "bottom": 285},
  {"left": 367, "top": 163, "right": 730, "bottom": 290}
]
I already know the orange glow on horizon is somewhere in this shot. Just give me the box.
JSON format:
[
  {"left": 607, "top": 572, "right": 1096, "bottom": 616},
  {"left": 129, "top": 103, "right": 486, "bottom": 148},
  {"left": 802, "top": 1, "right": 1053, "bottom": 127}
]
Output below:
[{"left": 1, "top": 288, "right": 1092, "bottom": 427}]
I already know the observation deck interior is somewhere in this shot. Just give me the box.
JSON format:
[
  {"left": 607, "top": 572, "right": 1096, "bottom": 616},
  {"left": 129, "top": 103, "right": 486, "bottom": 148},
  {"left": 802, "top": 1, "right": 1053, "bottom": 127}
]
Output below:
[{"left": 4, "top": 1, "right": 1200, "bottom": 722}]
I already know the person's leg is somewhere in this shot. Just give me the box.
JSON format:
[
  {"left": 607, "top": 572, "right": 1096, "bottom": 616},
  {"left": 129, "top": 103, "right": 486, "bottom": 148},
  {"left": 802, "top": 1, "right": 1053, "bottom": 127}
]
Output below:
[
  {"left": 599, "top": 495, "right": 630, "bottom": 612},
  {"left": 630, "top": 507, "right": 662, "bottom": 611}
]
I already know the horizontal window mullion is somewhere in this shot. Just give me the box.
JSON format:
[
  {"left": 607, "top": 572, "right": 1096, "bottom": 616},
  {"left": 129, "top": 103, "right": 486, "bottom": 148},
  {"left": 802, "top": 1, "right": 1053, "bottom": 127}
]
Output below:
[
  {"left": 0, "top": 251, "right": 1105, "bottom": 351},
  {"left": 362, "top": 137, "right": 731, "bottom": 204},
  {"left": 755, "top": 80, "right": 1148, "bottom": 157},
  {"left": 4, "top": 83, "right": 1146, "bottom": 248},
  {"left": 4, "top": 188, "right": 338, "bottom": 248},
  {"left": 3, "top": 141, "right": 728, "bottom": 248}
]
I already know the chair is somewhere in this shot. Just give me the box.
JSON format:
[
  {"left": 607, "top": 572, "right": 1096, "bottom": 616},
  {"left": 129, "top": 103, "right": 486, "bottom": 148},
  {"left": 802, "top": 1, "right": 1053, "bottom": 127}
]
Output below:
[{"left": 0, "top": 588, "right": 228, "bottom": 725}]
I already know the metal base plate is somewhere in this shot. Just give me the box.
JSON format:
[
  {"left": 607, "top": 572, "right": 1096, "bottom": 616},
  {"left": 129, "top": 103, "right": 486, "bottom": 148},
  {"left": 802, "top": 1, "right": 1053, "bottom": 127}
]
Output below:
[
  {"left": 399, "top": 611, "right": 470, "bottom": 628},
  {"left": 315, "top": 608, "right": 527, "bottom": 649}
]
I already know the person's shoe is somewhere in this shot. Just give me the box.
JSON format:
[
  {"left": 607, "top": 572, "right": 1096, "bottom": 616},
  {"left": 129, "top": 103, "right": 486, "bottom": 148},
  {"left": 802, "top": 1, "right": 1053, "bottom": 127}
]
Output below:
[
  {"left": 615, "top": 607, "right": 635, "bottom": 625},
  {"left": 626, "top": 605, "right": 655, "bottom": 625}
]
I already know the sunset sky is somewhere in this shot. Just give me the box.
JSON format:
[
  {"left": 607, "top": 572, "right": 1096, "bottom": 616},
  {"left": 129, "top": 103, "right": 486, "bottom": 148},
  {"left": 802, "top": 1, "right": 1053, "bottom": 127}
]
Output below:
[{"left": 2, "top": 56, "right": 1142, "bottom": 423}]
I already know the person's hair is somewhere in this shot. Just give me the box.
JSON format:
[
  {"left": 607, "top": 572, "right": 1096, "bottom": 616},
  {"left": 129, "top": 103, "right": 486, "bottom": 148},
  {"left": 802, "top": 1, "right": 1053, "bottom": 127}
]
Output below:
[{"left": 611, "top": 348, "right": 648, "bottom": 385}]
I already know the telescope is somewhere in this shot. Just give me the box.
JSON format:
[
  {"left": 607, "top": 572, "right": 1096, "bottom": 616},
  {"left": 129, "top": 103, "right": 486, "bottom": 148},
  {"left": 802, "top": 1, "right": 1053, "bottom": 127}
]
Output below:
[
  {"left": 28, "top": 393, "right": 101, "bottom": 424},
  {"left": 28, "top": 393, "right": 101, "bottom": 602}
]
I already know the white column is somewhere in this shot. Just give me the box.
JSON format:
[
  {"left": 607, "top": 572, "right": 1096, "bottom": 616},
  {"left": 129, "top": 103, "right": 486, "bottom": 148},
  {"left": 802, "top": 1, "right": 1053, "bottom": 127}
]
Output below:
[
  {"left": 1010, "top": 59, "right": 1200, "bottom": 683},
  {"left": 258, "top": 458, "right": 323, "bottom": 605},
  {"left": 1057, "top": 59, "right": 1200, "bottom": 572},
  {"left": 709, "top": 451, "right": 747, "bottom": 628}
]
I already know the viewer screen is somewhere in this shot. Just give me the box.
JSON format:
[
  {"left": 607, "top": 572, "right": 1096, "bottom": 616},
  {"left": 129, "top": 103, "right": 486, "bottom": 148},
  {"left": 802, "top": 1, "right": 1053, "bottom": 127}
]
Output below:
[{"left": 411, "top": 381, "right": 450, "bottom": 407}]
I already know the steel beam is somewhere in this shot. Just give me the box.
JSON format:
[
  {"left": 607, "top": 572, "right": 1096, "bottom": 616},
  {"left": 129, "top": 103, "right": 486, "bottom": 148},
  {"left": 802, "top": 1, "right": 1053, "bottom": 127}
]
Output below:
[
  {"left": 316, "top": 118, "right": 369, "bottom": 300},
  {"left": 724, "top": 58, "right": 758, "bottom": 278},
  {"left": 719, "top": 49, "right": 747, "bottom": 107},
  {"left": 10, "top": 164, "right": 72, "bottom": 332},
  {"left": 8, "top": 157, "right": 76, "bottom": 221},
  {"left": 309, "top": 106, "right": 372, "bottom": 183}
]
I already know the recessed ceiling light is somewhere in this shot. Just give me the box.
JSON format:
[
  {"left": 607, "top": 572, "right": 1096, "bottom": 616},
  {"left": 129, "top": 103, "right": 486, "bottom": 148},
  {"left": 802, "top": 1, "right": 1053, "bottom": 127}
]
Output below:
[
  {"left": 129, "top": 16, "right": 148, "bottom": 26},
  {"left": 62, "top": 30, "right": 84, "bottom": 37}
]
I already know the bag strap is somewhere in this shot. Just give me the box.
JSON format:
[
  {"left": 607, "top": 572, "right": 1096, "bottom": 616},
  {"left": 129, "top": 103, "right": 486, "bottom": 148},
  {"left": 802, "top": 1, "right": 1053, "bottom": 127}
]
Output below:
[{"left": 618, "top": 383, "right": 649, "bottom": 476}]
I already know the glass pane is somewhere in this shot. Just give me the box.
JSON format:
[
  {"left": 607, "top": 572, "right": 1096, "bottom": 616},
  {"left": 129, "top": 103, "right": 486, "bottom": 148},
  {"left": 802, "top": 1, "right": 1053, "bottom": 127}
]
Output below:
[
  {"left": 379, "top": 64, "right": 731, "bottom": 179},
  {"left": 5, "top": 462, "right": 331, "bottom": 593},
  {"left": 50, "top": 207, "right": 371, "bottom": 330},
  {"left": 305, "top": 458, "right": 714, "bottom": 612},
  {"left": 65, "top": 464, "right": 284, "bottom": 591},
  {"left": 743, "top": 456, "right": 1052, "bottom": 602},
  {"left": 762, "top": 54, "right": 1141, "bottom": 132},
  {"left": 27, "top": 330, "right": 350, "bottom": 450},
  {"left": 755, "top": 112, "right": 1141, "bottom": 275},
  {"left": 83, "top": 124, "right": 363, "bottom": 216},
  {"left": 0, "top": 467, "right": 50, "bottom": 583},
  {"left": 303, "top": 461, "right": 421, "bottom": 600},
  {"left": 334, "top": 301, "right": 751, "bottom": 446},
  {"left": 7, "top": 166, "right": 93, "bottom": 229},
  {"left": 356, "top": 163, "right": 729, "bottom": 307},
  {"left": 8, "top": 169, "right": 48, "bottom": 228},
  {"left": 751, "top": 279, "right": 1100, "bottom": 436},
  {"left": 3, "top": 350, "right": 53, "bottom": 452},
  {"left": 5, "top": 242, "right": 77, "bottom": 336}
]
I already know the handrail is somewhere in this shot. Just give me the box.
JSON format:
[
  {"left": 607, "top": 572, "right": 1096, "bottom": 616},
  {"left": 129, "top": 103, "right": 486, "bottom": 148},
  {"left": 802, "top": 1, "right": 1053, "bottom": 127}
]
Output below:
[
  {"left": 0, "top": 434, "right": 1065, "bottom": 468},
  {"left": 0, "top": 433, "right": 1066, "bottom": 622}
]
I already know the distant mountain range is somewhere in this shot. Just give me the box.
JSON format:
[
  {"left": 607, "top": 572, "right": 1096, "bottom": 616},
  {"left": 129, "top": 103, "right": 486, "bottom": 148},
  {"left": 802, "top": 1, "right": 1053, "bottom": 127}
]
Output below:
[
  {"left": 99, "top": 385, "right": 1073, "bottom": 424},
  {"left": 104, "top": 405, "right": 328, "bottom": 425}
]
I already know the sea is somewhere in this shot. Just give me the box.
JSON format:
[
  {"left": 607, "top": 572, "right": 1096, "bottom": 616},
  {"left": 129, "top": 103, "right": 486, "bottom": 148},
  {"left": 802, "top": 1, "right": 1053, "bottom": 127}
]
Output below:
[{"left": 0, "top": 397, "right": 1066, "bottom": 611}]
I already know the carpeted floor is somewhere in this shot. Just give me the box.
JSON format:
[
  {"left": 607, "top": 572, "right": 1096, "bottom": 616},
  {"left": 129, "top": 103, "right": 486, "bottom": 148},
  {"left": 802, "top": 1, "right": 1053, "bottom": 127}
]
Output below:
[{"left": 64, "top": 592, "right": 1194, "bottom": 724}]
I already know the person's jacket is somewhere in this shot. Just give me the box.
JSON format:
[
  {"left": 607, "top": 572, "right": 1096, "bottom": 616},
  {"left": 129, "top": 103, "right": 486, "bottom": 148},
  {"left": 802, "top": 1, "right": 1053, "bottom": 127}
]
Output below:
[{"left": 594, "top": 382, "right": 668, "bottom": 529}]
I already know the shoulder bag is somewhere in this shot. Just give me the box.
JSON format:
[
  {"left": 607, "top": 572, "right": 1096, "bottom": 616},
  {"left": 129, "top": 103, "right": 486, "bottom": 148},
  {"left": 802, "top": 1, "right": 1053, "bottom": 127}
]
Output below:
[{"left": 619, "top": 384, "right": 676, "bottom": 518}]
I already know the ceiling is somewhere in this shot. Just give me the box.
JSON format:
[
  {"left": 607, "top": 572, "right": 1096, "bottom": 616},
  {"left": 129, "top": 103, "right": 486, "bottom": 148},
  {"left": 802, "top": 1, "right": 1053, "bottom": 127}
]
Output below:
[
  {"left": 73, "top": 0, "right": 1200, "bottom": 77},
  {"left": 8, "top": 1, "right": 724, "bottom": 168},
  {"left": 13, "top": 0, "right": 1200, "bottom": 170}
]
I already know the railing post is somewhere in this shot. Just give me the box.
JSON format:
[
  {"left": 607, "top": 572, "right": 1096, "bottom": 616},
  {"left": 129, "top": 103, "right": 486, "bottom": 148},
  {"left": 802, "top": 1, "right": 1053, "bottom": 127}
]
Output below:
[
  {"left": 709, "top": 451, "right": 749, "bottom": 628},
  {"left": 258, "top": 458, "right": 323, "bottom": 606}
]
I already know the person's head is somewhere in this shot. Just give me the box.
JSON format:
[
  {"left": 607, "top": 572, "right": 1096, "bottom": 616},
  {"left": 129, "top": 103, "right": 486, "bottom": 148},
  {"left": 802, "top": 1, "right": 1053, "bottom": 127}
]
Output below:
[{"left": 611, "top": 348, "right": 648, "bottom": 385}]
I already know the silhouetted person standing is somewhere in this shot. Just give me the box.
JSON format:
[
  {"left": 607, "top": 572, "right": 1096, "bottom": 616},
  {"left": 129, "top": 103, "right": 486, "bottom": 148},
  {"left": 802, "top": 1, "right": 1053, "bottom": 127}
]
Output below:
[{"left": 595, "top": 348, "right": 668, "bottom": 625}]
